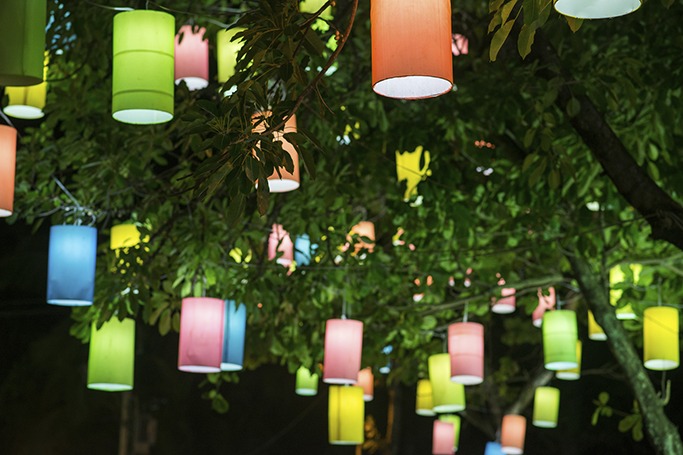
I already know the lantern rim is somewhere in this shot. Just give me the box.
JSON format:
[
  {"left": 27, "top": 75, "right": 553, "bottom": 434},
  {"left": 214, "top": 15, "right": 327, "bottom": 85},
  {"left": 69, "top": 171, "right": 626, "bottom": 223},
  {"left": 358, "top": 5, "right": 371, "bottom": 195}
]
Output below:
[
  {"left": 532, "top": 419, "right": 557, "bottom": 428},
  {"left": 372, "top": 75, "right": 452, "bottom": 100},
  {"left": 175, "top": 76, "right": 209, "bottom": 91},
  {"left": 3, "top": 105, "right": 44, "bottom": 120},
  {"left": 178, "top": 365, "right": 222, "bottom": 373},
  {"left": 553, "top": 0, "right": 641, "bottom": 19},
  {"left": 87, "top": 382, "right": 133, "bottom": 392},
  {"left": 501, "top": 447, "right": 523, "bottom": 455},
  {"left": 532, "top": 318, "right": 542, "bottom": 328},
  {"left": 491, "top": 303, "right": 516, "bottom": 314},
  {"left": 450, "top": 374, "right": 483, "bottom": 385},
  {"left": 589, "top": 333, "right": 607, "bottom": 341},
  {"left": 644, "top": 359, "right": 679, "bottom": 371},
  {"left": 416, "top": 409, "right": 437, "bottom": 417},
  {"left": 323, "top": 377, "right": 358, "bottom": 385},
  {"left": 616, "top": 311, "right": 637, "bottom": 320},
  {"left": 556, "top": 371, "right": 580, "bottom": 380},
  {"left": 545, "top": 360, "right": 577, "bottom": 370},
  {"left": 220, "top": 362, "right": 243, "bottom": 371},
  {"left": 330, "top": 440, "right": 360, "bottom": 446},
  {"left": 268, "top": 178, "right": 300, "bottom": 193},
  {"left": 0, "top": 208, "right": 12, "bottom": 217},
  {"left": 433, "top": 404, "right": 466, "bottom": 413},
  {"left": 47, "top": 298, "right": 92, "bottom": 306},
  {"left": 113, "top": 108, "right": 173, "bottom": 125},
  {"left": 295, "top": 387, "right": 317, "bottom": 396}
]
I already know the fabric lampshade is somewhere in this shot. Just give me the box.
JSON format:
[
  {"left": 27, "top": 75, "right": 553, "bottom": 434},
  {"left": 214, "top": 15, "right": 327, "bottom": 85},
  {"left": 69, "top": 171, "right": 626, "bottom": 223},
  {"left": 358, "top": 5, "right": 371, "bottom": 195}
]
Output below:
[
  {"left": 556, "top": 340, "right": 582, "bottom": 380},
  {"left": 492, "top": 288, "right": 516, "bottom": 314},
  {"left": 644, "top": 306, "right": 679, "bottom": 371},
  {"left": 323, "top": 318, "right": 363, "bottom": 384},
  {"left": 0, "top": 125, "right": 17, "bottom": 217},
  {"left": 110, "top": 223, "right": 142, "bottom": 250},
  {"left": 532, "top": 386, "right": 560, "bottom": 428},
  {"left": 349, "top": 221, "right": 375, "bottom": 253},
  {"left": 295, "top": 366, "right": 319, "bottom": 396},
  {"left": 174, "top": 25, "right": 209, "bottom": 90},
  {"left": 268, "top": 223, "right": 294, "bottom": 266},
  {"left": 416, "top": 379, "right": 436, "bottom": 416},
  {"left": 294, "top": 234, "right": 314, "bottom": 266},
  {"left": 0, "top": 0, "right": 46, "bottom": 86},
  {"left": 485, "top": 442, "right": 505, "bottom": 455},
  {"left": 47, "top": 225, "right": 97, "bottom": 306},
  {"left": 87, "top": 318, "right": 135, "bottom": 392},
  {"left": 439, "top": 415, "right": 461, "bottom": 451},
  {"left": 221, "top": 300, "right": 247, "bottom": 371},
  {"left": 371, "top": 0, "right": 452, "bottom": 99},
  {"left": 358, "top": 367, "right": 374, "bottom": 401},
  {"left": 178, "top": 297, "right": 225, "bottom": 373},
  {"left": 609, "top": 264, "right": 641, "bottom": 320},
  {"left": 4, "top": 83, "right": 46, "bottom": 119},
  {"left": 554, "top": 0, "right": 641, "bottom": 19},
  {"left": 112, "top": 10, "right": 175, "bottom": 124},
  {"left": 217, "top": 28, "right": 245, "bottom": 83},
  {"left": 432, "top": 420, "right": 455, "bottom": 455},
  {"left": 448, "top": 322, "right": 484, "bottom": 385},
  {"left": 533, "top": 287, "right": 556, "bottom": 327},
  {"left": 429, "top": 353, "right": 466, "bottom": 413},
  {"left": 542, "top": 310, "right": 578, "bottom": 370},
  {"left": 252, "top": 112, "right": 300, "bottom": 192},
  {"left": 588, "top": 310, "right": 607, "bottom": 341},
  {"left": 328, "top": 385, "right": 364, "bottom": 445},
  {"left": 300, "top": 0, "right": 334, "bottom": 18},
  {"left": 500, "top": 414, "right": 526, "bottom": 454}
]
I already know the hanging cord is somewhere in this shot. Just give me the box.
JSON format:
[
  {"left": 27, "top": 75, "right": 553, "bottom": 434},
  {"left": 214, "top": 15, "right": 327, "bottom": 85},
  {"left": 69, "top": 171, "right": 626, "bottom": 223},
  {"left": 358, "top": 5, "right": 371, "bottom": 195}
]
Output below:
[
  {"left": 463, "top": 302, "right": 469, "bottom": 323},
  {"left": 53, "top": 176, "right": 96, "bottom": 225},
  {"left": 341, "top": 293, "right": 347, "bottom": 319},
  {"left": 657, "top": 277, "right": 663, "bottom": 306}
]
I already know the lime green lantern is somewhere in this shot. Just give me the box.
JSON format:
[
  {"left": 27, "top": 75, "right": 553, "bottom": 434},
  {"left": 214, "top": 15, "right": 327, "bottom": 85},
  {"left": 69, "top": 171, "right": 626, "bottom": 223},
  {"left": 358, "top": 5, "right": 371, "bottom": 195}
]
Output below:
[
  {"left": 217, "top": 28, "right": 246, "bottom": 84},
  {"left": 556, "top": 340, "right": 582, "bottom": 380},
  {"left": 542, "top": 310, "right": 578, "bottom": 370},
  {"left": 112, "top": 10, "right": 175, "bottom": 124},
  {"left": 532, "top": 386, "right": 560, "bottom": 428},
  {"left": 0, "top": 0, "right": 46, "bottom": 86},
  {"left": 428, "top": 353, "right": 466, "bottom": 413},
  {"left": 87, "top": 318, "right": 135, "bottom": 392},
  {"left": 438, "top": 414, "right": 461, "bottom": 451},
  {"left": 295, "top": 366, "right": 319, "bottom": 396}
]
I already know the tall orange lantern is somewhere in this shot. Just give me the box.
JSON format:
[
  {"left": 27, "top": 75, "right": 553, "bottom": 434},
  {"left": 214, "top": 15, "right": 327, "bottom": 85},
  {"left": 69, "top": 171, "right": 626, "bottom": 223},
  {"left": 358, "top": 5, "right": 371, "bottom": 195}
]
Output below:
[
  {"left": 500, "top": 414, "right": 526, "bottom": 454},
  {"left": 358, "top": 367, "right": 374, "bottom": 401},
  {"left": 323, "top": 318, "right": 363, "bottom": 384},
  {"left": 371, "top": 0, "right": 453, "bottom": 99},
  {"left": 0, "top": 125, "right": 17, "bottom": 217},
  {"left": 448, "top": 322, "right": 484, "bottom": 385}
]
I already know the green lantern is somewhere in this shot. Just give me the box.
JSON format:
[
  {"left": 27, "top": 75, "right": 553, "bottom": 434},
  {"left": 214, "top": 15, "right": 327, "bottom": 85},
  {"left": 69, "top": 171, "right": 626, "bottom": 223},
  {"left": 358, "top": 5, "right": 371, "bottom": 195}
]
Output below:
[
  {"left": 87, "top": 318, "right": 135, "bottom": 392},
  {"left": 438, "top": 414, "right": 461, "bottom": 451},
  {"left": 295, "top": 366, "right": 319, "bottom": 396},
  {"left": 112, "top": 10, "right": 175, "bottom": 124},
  {"left": 428, "top": 353, "right": 466, "bottom": 413},
  {"left": 0, "top": 0, "right": 46, "bottom": 86},
  {"left": 532, "top": 386, "right": 560, "bottom": 428},
  {"left": 542, "top": 310, "right": 578, "bottom": 370},
  {"left": 217, "top": 28, "right": 246, "bottom": 84}
]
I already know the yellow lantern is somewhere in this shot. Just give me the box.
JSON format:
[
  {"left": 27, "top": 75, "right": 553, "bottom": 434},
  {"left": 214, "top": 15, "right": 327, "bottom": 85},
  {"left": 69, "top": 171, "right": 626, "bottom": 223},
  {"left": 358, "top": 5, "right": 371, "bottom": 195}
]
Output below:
[
  {"left": 643, "top": 306, "right": 679, "bottom": 371},
  {"left": 217, "top": 28, "right": 246, "bottom": 84},
  {"left": 556, "top": 341, "right": 582, "bottom": 380},
  {"left": 428, "top": 353, "right": 466, "bottom": 413},
  {"left": 328, "top": 385, "right": 364, "bottom": 445},
  {"left": 415, "top": 379, "right": 436, "bottom": 416},
  {"left": 609, "top": 264, "right": 641, "bottom": 320},
  {"left": 532, "top": 387, "right": 560, "bottom": 428},
  {"left": 588, "top": 311, "right": 606, "bottom": 341}
]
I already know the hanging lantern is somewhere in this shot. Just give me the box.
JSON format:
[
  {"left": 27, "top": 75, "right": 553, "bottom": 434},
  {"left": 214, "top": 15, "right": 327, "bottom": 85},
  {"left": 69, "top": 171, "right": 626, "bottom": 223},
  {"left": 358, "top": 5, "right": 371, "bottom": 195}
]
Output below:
[
  {"left": 178, "top": 297, "right": 225, "bottom": 373},
  {"left": 500, "top": 414, "right": 526, "bottom": 454},
  {"left": 429, "top": 353, "right": 466, "bottom": 413},
  {"left": 0, "top": 125, "right": 17, "bottom": 217},
  {"left": 492, "top": 288, "right": 516, "bottom": 314},
  {"left": 485, "top": 442, "right": 505, "bottom": 455},
  {"left": 358, "top": 367, "right": 374, "bottom": 401},
  {"left": 112, "top": 10, "right": 175, "bottom": 124},
  {"left": 328, "top": 385, "right": 364, "bottom": 445},
  {"left": 554, "top": 0, "right": 641, "bottom": 20},
  {"left": 252, "top": 112, "right": 300, "bottom": 192},
  {"left": 610, "top": 264, "right": 641, "bottom": 320},
  {"left": 268, "top": 223, "right": 294, "bottom": 267},
  {"left": 4, "top": 83, "right": 46, "bottom": 120},
  {"left": 110, "top": 224, "right": 142, "bottom": 250},
  {"left": 451, "top": 33, "right": 469, "bottom": 56},
  {"left": 588, "top": 310, "right": 607, "bottom": 341},
  {"left": 294, "top": 234, "right": 313, "bottom": 266},
  {"left": 295, "top": 366, "right": 319, "bottom": 396},
  {"left": 556, "top": 340, "right": 582, "bottom": 380},
  {"left": 221, "top": 300, "right": 247, "bottom": 371},
  {"left": 371, "top": 0, "right": 452, "bottom": 99},
  {"left": 644, "top": 306, "right": 679, "bottom": 371},
  {"left": 416, "top": 379, "right": 436, "bottom": 416},
  {"left": 448, "top": 322, "right": 484, "bottom": 385},
  {"left": 87, "top": 318, "right": 135, "bottom": 392},
  {"left": 323, "top": 318, "right": 363, "bottom": 384},
  {"left": 542, "top": 310, "right": 578, "bottom": 370},
  {"left": 217, "top": 28, "right": 246, "bottom": 84},
  {"left": 439, "top": 415, "right": 461, "bottom": 451},
  {"left": 349, "top": 221, "right": 376, "bottom": 254},
  {"left": 432, "top": 420, "right": 455, "bottom": 455},
  {"left": 533, "top": 287, "right": 556, "bottom": 327},
  {"left": 174, "top": 25, "right": 209, "bottom": 91},
  {"left": 0, "top": 0, "right": 46, "bottom": 86},
  {"left": 47, "top": 225, "right": 97, "bottom": 306},
  {"left": 532, "top": 386, "right": 560, "bottom": 428}
]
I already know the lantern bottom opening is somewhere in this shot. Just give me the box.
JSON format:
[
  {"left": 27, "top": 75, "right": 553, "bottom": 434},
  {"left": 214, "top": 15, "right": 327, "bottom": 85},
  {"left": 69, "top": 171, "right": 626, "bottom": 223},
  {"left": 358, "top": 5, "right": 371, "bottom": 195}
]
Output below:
[
  {"left": 0, "top": 209, "right": 12, "bottom": 217},
  {"left": 295, "top": 388, "right": 317, "bottom": 396},
  {"left": 323, "top": 377, "right": 357, "bottom": 385},
  {"left": 113, "top": 109, "right": 173, "bottom": 125},
  {"left": 220, "top": 362, "right": 243, "bottom": 371},
  {"left": 533, "top": 419, "right": 557, "bottom": 428},
  {"left": 178, "top": 365, "right": 221, "bottom": 373},
  {"left": 589, "top": 333, "right": 607, "bottom": 341},
  {"left": 433, "top": 404, "right": 465, "bottom": 413},
  {"left": 615, "top": 312, "right": 636, "bottom": 320},
  {"left": 556, "top": 371, "right": 580, "bottom": 380},
  {"left": 416, "top": 409, "right": 436, "bottom": 417},
  {"left": 363, "top": 394, "right": 373, "bottom": 402},
  {"left": 175, "top": 76, "right": 209, "bottom": 91},
  {"left": 545, "top": 361, "right": 577, "bottom": 370},
  {"left": 330, "top": 440, "right": 362, "bottom": 446},
  {"left": 532, "top": 319, "right": 542, "bottom": 328},
  {"left": 3, "top": 105, "right": 44, "bottom": 120},
  {"left": 491, "top": 304, "right": 515, "bottom": 314},
  {"left": 47, "top": 298, "right": 93, "bottom": 306},
  {"left": 553, "top": 0, "right": 640, "bottom": 19},
  {"left": 269, "top": 179, "right": 300, "bottom": 193},
  {"left": 451, "top": 374, "right": 483, "bottom": 385},
  {"left": 88, "top": 382, "right": 133, "bottom": 392},
  {"left": 644, "top": 359, "right": 679, "bottom": 371},
  {"left": 372, "top": 76, "right": 452, "bottom": 100},
  {"left": 501, "top": 446, "right": 523, "bottom": 455}
]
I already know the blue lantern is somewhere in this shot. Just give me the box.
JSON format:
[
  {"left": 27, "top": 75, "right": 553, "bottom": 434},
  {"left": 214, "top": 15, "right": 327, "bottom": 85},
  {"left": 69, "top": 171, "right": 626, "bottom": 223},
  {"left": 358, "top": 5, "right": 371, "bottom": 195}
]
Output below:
[
  {"left": 47, "top": 225, "right": 97, "bottom": 306},
  {"left": 221, "top": 300, "right": 247, "bottom": 371},
  {"left": 294, "top": 234, "right": 317, "bottom": 266},
  {"left": 485, "top": 442, "right": 504, "bottom": 455}
]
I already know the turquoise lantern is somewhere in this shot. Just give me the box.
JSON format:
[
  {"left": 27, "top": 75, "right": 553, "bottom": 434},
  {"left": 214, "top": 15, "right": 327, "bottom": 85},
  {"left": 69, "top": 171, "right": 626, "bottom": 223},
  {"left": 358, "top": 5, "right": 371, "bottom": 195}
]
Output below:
[
  {"left": 47, "top": 225, "right": 97, "bottom": 306},
  {"left": 221, "top": 300, "right": 247, "bottom": 371}
]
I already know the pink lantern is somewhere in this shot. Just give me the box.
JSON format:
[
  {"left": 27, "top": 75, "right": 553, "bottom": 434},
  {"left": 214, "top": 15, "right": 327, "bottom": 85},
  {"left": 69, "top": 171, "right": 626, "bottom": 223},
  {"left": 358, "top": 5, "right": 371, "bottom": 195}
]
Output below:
[
  {"left": 178, "top": 297, "right": 225, "bottom": 373},
  {"left": 448, "top": 322, "right": 484, "bottom": 385},
  {"left": 174, "top": 25, "right": 209, "bottom": 90},
  {"left": 268, "top": 223, "right": 294, "bottom": 267},
  {"left": 492, "top": 287, "right": 516, "bottom": 314},
  {"left": 451, "top": 33, "right": 469, "bottom": 56},
  {"left": 358, "top": 367, "right": 374, "bottom": 401},
  {"left": 323, "top": 318, "right": 363, "bottom": 384},
  {"left": 432, "top": 420, "right": 455, "bottom": 455},
  {"left": 533, "top": 287, "right": 556, "bottom": 328}
]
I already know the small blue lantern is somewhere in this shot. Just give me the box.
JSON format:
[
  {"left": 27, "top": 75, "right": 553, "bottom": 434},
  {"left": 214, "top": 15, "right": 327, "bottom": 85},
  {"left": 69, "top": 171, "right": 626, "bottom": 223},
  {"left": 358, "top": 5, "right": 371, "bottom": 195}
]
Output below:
[
  {"left": 47, "top": 225, "right": 97, "bottom": 306},
  {"left": 221, "top": 300, "right": 247, "bottom": 371}
]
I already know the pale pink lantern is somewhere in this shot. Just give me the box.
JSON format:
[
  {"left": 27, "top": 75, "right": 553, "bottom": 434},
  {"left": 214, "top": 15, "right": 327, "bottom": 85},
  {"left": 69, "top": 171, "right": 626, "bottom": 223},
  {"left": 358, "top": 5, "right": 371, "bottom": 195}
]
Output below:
[
  {"left": 451, "top": 33, "right": 469, "bottom": 56},
  {"left": 432, "top": 420, "right": 455, "bottom": 455},
  {"left": 448, "top": 322, "right": 484, "bottom": 385},
  {"left": 492, "top": 278, "right": 516, "bottom": 314},
  {"left": 174, "top": 25, "right": 209, "bottom": 90},
  {"left": 358, "top": 367, "right": 374, "bottom": 401},
  {"left": 268, "top": 223, "right": 294, "bottom": 267},
  {"left": 323, "top": 318, "right": 363, "bottom": 384},
  {"left": 178, "top": 297, "right": 225, "bottom": 373},
  {"left": 533, "top": 287, "right": 556, "bottom": 328}
]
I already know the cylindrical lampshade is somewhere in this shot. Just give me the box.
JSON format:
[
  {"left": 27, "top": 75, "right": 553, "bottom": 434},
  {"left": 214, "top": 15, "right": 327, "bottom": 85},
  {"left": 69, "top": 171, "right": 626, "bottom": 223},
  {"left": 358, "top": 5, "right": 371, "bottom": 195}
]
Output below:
[
  {"left": 217, "top": 28, "right": 246, "bottom": 83},
  {"left": 112, "top": 10, "right": 175, "bottom": 124},
  {"left": 439, "top": 415, "right": 461, "bottom": 451},
  {"left": 533, "top": 287, "right": 556, "bottom": 328},
  {"left": 416, "top": 379, "right": 436, "bottom": 416},
  {"left": 448, "top": 322, "right": 484, "bottom": 385},
  {"left": 328, "top": 385, "right": 364, "bottom": 445},
  {"left": 644, "top": 306, "right": 679, "bottom": 371},
  {"left": 323, "top": 318, "right": 363, "bottom": 384},
  {"left": 4, "top": 83, "right": 46, "bottom": 119},
  {"left": 221, "top": 300, "right": 247, "bottom": 371},
  {"left": 0, "top": 0, "right": 46, "bottom": 86},
  {"left": 485, "top": 442, "right": 505, "bottom": 455},
  {"left": 174, "top": 25, "right": 209, "bottom": 90},
  {"left": 268, "top": 223, "right": 294, "bottom": 267},
  {"left": 556, "top": 340, "right": 582, "bottom": 380},
  {"left": 178, "top": 297, "right": 225, "bottom": 373},
  {"left": 492, "top": 288, "right": 516, "bottom": 314},
  {"left": 500, "top": 414, "right": 526, "bottom": 454},
  {"left": 87, "top": 318, "right": 135, "bottom": 392},
  {"left": 432, "top": 420, "right": 455, "bottom": 455},
  {"left": 371, "top": 0, "right": 452, "bottom": 99},
  {"left": 610, "top": 264, "right": 640, "bottom": 320},
  {"left": 0, "top": 125, "right": 17, "bottom": 217},
  {"left": 253, "top": 112, "right": 300, "bottom": 192},
  {"left": 350, "top": 221, "right": 375, "bottom": 253},
  {"left": 429, "top": 353, "right": 466, "bottom": 413},
  {"left": 110, "top": 224, "right": 142, "bottom": 250},
  {"left": 47, "top": 225, "right": 97, "bottom": 306},
  {"left": 554, "top": 0, "right": 641, "bottom": 19},
  {"left": 358, "top": 367, "right": 374, "bottom": 401},
  {"left": 532, "top": 386, "right": 560, "bottom": 428},
  {"left": 588, "top": 310, "right": 607, "bottom": 341},
  {"left": 294, "top": 234, "right": 312, "bottom": 266},
  {"left": 542, "top": 310, "right": 578, "bottom": 370},
  {"left": 295, "top": 366, "right": 319, "bottom": 396}
]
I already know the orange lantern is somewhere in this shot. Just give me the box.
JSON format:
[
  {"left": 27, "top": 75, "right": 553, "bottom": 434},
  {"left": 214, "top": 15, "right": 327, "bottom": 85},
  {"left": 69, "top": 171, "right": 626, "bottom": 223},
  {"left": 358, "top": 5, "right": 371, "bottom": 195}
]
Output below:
[
  {"left": 0, "top": 125, "right": 17, "bottom": 217},
  {"left": 349, "top": 221, "right": 375, "bottom": 253},
  {"left": 358, "top": 367, "right": 374, "bottom": 401},
  {"left": 500, "top": 414, "right": 526, "bottom": 454},
  {"left": 252, "top": 112, "right": 300, "bottom": 192}
]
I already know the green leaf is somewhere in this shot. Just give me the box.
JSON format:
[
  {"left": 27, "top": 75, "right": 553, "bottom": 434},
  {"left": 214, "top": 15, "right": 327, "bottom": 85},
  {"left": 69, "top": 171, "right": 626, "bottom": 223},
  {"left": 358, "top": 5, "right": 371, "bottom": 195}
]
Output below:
[
  {"left": 598, "top": 392, "right": 610, "bottom": 405},
  {"left": 632, "top": 419, "right": 644, "bottom": 441},
  {"left": 421, "top": 315, "right": 437, "bottom": 330},
  {"left": 517, "top": 23, "right": 537, "bottom": 59},
  {"left": 522, "top": 153, "right": 537, "bottom": 172},
  {"left": 159, "top": 309, "right": 171, "bottom": 336},
  {"left": 501, "top": 0, "right": 520, "bottom": 23},
  {"left": 490, "top": 0, "right": 506, "bottom": 13},
  {"left": 212, "top": 394, "right": 229, "bottom": 414},
  {"left": 548, "top": 169, "right": 560, "bottom": 190},
  {"left": 490, "top": 19, "right": 515, "bottom": 61},
  {"left": 566, "top": 16, "right": 583, "bottom": 32},
  {"left": 566, "top": 98, "right": 581, "bottom": 117},
  {"left": 647, "top": 161, "right": 660, "bottom": 180},
  {"left": 591, "top": 408, "right": 601, "bottom": 426},
  {"left": 618, "top": 414, "right": 639, "bottom": 433}
]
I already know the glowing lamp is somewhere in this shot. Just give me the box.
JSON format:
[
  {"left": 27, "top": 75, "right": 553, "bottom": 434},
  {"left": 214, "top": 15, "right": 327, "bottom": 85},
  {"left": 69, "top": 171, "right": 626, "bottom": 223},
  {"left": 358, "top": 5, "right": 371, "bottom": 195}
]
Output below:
[
  {"left": 328, "top": 385, "right": 364, "bottom": 445},
  {"left": 300, "top": 0, "right": 334, "bottom": 18},
  {"left": 432, "top": 420, "right": 455, "bottom": 455},
  {"left": 4, "top": 83, "right": 46, "bottom": 119},
  {"left": 252, "top": 112, "right": 300, "bottom": 192},
  {"left": 0, "top": 125, "right": 17, "bottom": 217},
  {"left": 554, "top": 0, "right": 641, "bottom": 19},
  {"left": 174, "top": 25, "right": 209, "bottom": 90},
  {"left": 492, "top": 288, "right": 516, "bottom": 314},
  {"left": 416, "top": 379, "right": 436, "bottom": 416},
  {"left": 358, "top": 367, "right": 374, "bottom": 401},
  {"left": 178, "top": 297, "right": 225, "bottom": 373},
  {"left": 500, "top": 414, "right": 526, "bottom": 454},
  {"left": 609, "top": 264, "right": 641, "bottom": 320},
  {"left": 448, "top": 322, "right": 484, "bottom": 385},
  {"left": 323, "top": 318, "right": 363, "bottom": 384},
  {"left": 371, "top": 0, "right": 452, "bottom": 99},
  {"left": 294, "top": 234, "right": 313, "bottom": 266},
  {"left": 268, "top": 223, "right": 294, "bottom": 266},
  {"left": 221, "top": 300, "right": 247, "bottom": 371},
  {"left": 556, "top": 341, "right": 582, "bottom": 380},
  {"left": 217, "top": 28, "right": 245, "bottom": 83},
  {"left": 532, "top": 386, "right": 560, "bottom": 428},
  {"left": 87, "top": 318, "right": 135, "bottom": 392},
  {"left": 485, "top": 442, "right": 505, "bottom": 455},
  {"left": 644, "top": 306, "right": 679, "bottom": 371},
  {"left": 110, "top": 224, "right": 142, "bottom": 250},
  {"left": 429, "top": 353, "right": 466, "bottom": 413},
  {"left": 0, "top": 0, "right": 46, "bottom": 86},
  {"left": 588, "top": 310, "right": 607, "bottom": 341},
  {"left": 542, "top": 310, "right": 578, "bottom": 370},
  {"left": 112, "top": 10, "right": 175, "bottom": 124},
  {"left": 47, "top": 225, "right": 97, "bottom": 306},
  {"left": 533, "top": 287, "right": 556, "bottom": 328},
  {"left": 349, "top": 221, "right": 375, "bottom": 253},
  {"left": 295, "top": 366, "right": 319, "bottom": 396},
  {"left": 439, "top": 415, "right": 461, "bottom": 451}
]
